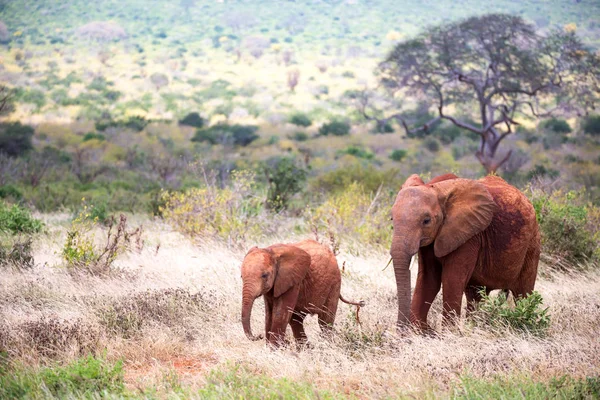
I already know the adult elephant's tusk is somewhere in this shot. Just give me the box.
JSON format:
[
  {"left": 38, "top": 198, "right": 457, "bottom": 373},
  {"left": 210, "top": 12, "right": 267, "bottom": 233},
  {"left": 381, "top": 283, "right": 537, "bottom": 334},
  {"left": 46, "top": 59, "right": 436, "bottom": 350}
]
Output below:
[{"left": 382, "top": 257, "right": 393, "bottom": 272}]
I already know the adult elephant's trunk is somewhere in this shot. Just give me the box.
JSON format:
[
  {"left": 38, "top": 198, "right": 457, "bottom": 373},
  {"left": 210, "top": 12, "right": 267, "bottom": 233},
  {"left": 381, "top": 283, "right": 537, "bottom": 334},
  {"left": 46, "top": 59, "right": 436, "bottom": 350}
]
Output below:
[
  {"left": 391, "top": 238, "right": 415, "bottom": 327},
  {"left": 241, "top": 285, "right": 262, "bottom": 341}
]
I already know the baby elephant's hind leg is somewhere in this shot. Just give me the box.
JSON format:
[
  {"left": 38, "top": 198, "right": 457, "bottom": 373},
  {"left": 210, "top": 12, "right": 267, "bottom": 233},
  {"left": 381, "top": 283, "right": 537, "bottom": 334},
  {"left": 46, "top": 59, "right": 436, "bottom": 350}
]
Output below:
[
  {"left": 289, "top": 311, "right": 308, "bottom": 345},
  {"left": 318, "top": 293, "right": 339, "bottom": 335}
]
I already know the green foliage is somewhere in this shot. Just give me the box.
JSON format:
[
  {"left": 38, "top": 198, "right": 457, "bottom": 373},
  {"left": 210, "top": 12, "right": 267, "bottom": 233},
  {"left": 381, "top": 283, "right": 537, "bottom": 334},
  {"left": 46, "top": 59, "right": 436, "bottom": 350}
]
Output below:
[
  {"left": 318, "top": 120, "right": 351, "bottom": 136},
  {"left": 0, "top": 202, "right": 43, "bottom": 234},
  {"left": 290, "top": 131, "right": 309, "bottom": 141},
  {"left": 179, "top": 111, "right": 205, "bottom": 128},
  {"left": 161, "top": 171, "right": 271, "bottom": 242},
  {"left": 390, "top": 149, "right": 408, "bottom": 162},
  {"left": 373, "top": 121, "right": 394, "bottom": 134},
  {"left": 452, "top": 374, "right": 600, "bottom": 400},
  {"left": 582, "top": 115, "right": 600, "bottom": 136},
  {"left": 0, "top": 184, "right": 23, "bottom": 202},
  {"left": 423, "top": 136, "right": 441, "bottom": 152},
  {"left": 339, "top": 145, "right": 374, "bottom": 160},
  {"left": 14, "top": 88, "right": 46, "bottom": 109},
  {"left": 472, "top": 290, "right": 550, "bottom": 336},
  {"left": 310, "top": 162, "right": 398, "bottom": 194},
  {"left": 307, "top": 182, "right": 391, "bottom": 247},
  {"left": 265, "top": 156, "right": 307, "bottom": 211},
  {"left": 0, "top": 122, "right": 34, "bottom": 157},
  {"left": 82, "top": 132, "right": 106, "bottom": 142},
  {"left": 289, "top": 112, "right": 312, "bottom": 127},
  {"left": 527, "top": 164, "right": 559, "bottom": 180},
  {"left": 0, "top": 355, "right": 125, "bottom": 399},
  {"left": 542, "top": 118, "right": 572, "bottom": 134},
  {"left": 527, "top": 188, "right": 600, "bottom": 264},
  {"left": 197, "top": 364, "right": 340, "bottom": 399},
  {"left": 191, "top": 124, "right": 259, "bottom": 146}
]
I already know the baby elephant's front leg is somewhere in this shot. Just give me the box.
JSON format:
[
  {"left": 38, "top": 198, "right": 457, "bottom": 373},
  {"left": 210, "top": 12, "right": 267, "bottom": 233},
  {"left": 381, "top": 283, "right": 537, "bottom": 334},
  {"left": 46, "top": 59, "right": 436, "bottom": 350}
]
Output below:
[{"left": 267, "top": 286, "right": 300, "bottom": 347}]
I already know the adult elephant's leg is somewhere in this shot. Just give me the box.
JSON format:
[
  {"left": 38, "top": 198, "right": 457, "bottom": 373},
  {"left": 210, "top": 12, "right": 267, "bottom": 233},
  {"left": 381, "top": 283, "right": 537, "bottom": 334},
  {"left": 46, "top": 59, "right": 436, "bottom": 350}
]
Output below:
[
  {"left": 268, "top": 285, "right": 301, "bottom": 347},
  {"left": 411, "top": 247, "right": 442, "bottom": 330},
  {"left": 441, "top": 240, "right": 479, "bottom": 325}
]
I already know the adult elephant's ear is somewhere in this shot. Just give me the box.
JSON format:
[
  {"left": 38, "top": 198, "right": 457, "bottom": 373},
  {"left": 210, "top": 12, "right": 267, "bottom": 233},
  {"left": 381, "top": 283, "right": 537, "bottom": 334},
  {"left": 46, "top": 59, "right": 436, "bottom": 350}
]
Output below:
[
  {"left": 433, "top": 179, "right": 497, "bottom": 258},
  {"left": 269, "top": 244, "right": 311, "bottom": 297}
]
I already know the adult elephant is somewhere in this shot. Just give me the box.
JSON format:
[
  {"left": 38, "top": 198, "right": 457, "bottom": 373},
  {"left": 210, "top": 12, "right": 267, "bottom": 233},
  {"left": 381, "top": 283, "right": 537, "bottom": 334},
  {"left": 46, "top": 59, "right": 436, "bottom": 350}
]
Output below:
[{"left": 390, "top": 173, "right": 540, "bottom": 330}]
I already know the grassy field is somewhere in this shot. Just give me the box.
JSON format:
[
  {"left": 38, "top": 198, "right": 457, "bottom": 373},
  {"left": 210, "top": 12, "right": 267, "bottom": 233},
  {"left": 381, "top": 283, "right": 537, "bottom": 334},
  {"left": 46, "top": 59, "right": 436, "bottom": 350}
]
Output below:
[{"left": 1, "top": 214, "right": 599, "bottom": 398}]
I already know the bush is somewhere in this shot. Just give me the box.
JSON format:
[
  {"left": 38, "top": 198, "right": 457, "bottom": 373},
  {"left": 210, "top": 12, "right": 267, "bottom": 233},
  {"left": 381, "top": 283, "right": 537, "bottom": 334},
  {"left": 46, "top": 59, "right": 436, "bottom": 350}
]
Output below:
[
  {"left": 527, "top": 164, "right": 559, "bottom": 180},
  {"left": 390, "top": 149, "right": 408, "bottom": 162},
  {"left": 471, "top": 290, "right": 550, "bottom": 336},
  {"left": 62, "top": 210, "right": 143, "bottom": 275},
  {"left": 0, "top": 122, "right": 34, "bottom": 157},
  {"left": 264, "top": 156, "right": 307, "bottom": 211},
  {"left": 318, "top": 120, "right": 351, "bottom": 136},
  {"left": 373, "top": 121, "right": 394, "bottom": 134},
  {"left": 527, "top": 188, "right": 600, "bottom": 265},
  {"left": 179, "top": 112, "right": 205, "bottom": 128},
  {"left": 306, "top": 182, "right": 391, "bottom": 247},
  {"left": 582, "top": 115, "right": 600, "bottom": 136},
  {"left": 0, "top": 202, "right": 43, "bottom": 235},
  {"left": 542, "top": 118, "right": 572, "bottom": 134},
  {"left": 289, "top": 113, "right": 312, "bottom": 127},
  {"left": 310, "top": 162, "right": 398, "bottom": 194},
  {"left": 191, "top": 124, "right": 259, "bottom": 146},
  {"left": 82, "top": 132, "right": 106, "bottom": 142},
  {"left": 161, "top": 171, "right": 271, "bottom": 243},
  {"left": 423, "top": 136, "right": 441, "bottom": 152},
  {"left": 290, "top": 131, "right": 309, "bottom": 141},
  {"left": 339, "top": 145, "right": 374, "bottom": 160}
]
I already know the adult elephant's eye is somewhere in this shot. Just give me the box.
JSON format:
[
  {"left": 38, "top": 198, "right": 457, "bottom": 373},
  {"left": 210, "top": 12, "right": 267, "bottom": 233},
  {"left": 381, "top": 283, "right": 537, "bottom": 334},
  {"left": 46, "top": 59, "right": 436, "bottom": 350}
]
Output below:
[{"left": 423, "top": 217, "right": 431, "bottom": 225}]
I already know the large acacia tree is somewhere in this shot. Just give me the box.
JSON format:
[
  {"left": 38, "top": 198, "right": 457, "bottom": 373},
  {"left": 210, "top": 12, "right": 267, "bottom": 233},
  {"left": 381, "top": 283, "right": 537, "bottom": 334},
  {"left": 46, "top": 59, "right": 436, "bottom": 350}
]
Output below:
[{"left": 361, "top": 14, "right": 599, "bottom": 173}]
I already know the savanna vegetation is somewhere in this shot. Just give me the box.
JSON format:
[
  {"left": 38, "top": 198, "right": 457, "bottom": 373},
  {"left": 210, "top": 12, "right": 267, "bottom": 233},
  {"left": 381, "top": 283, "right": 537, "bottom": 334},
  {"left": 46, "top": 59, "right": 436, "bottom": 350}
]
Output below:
[{"left": 0, "top": 0, "right": 599, "bottom": 398}]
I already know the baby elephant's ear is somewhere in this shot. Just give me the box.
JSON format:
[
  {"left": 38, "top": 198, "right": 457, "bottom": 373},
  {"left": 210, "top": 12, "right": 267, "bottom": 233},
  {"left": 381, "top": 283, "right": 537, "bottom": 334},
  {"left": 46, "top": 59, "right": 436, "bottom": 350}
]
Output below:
[
  {"left": 269, "top": 244, "right": 311, "bottom": 297},
  {"left": 402, "top": 174, "right": 424, "bottom": 189}
]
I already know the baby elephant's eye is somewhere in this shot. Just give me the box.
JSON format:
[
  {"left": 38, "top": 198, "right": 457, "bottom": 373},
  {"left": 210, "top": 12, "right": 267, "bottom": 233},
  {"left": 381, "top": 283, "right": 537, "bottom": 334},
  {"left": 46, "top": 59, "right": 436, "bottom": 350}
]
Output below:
[
  {"left": 423, "top": 217, "right": 431, "bottom": 225},
  {"left": 261, "top": 272, "right": 269, "bottom": 279}
]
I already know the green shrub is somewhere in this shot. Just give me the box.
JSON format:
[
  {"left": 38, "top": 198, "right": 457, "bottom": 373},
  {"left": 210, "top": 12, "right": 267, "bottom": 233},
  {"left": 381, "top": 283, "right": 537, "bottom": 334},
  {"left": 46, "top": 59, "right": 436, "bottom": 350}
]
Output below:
[
  {"left": 319, "top": 120, "right": 351, "bottom": 136},
  {"left": 471, "top": 290, "right": 550, "bottom": 336},
  {"left": 452, "top": 374, "right": 600, "bottom": 399},
  {"left": 527, "top": 188, "right": 599, "bottom": 264},
  {"left": 310, "top": 162, "right": 398, "bottom": 194},
  {"left": 0, "top": 202, "right": 43, "bottom": 234},
  {"left": 161, "top": 170, "right": 271, "bottom": 242},
  {"left": 423, "top": 136, "right": 441, "bottom": 152},
  {"left": 0, "top": 355, "right": 125, "bottom": 399},
  {"left": 82, "top": 132, "right": 106, "bottom": 142},
  {"left": 14, "top": 88, "right": 46, "bottom": 109},
  {"left": 0, "top": 184, "right": 23, "bottom": 202},
  {"left": 582, "top": 115, "right": 600, "bottom": 136},
  {"left": 289, "top": 113, "right": 312, "bottom": 127},
  {"left": 179, "top": 112, "right": 205, "bottom": 128},
  {"left": 198, "top": 364, "right": 337, "bottom": 399},
  {"left": 527, "top": 164, "right": 559, "bottom": 180},
  {"left": 290, "top": 131, "right": 309, "bottom": 141},
  {"left": 265, "top": 156, "right": 307, "bottom": 211},
  {"left": 339, "top": 145, "right": 374, "bottom": 160},
  {"left": 373, "top": 121, "right": 394, "bottom": 134},
  {"left": 542, "top": 118, "right": 572, "bottom": 134},
  {"left": 390, "top": 149, "right": 408, "bottom": 162},
  {"left": 191, "top": 124, "right": 259, "bottom": 146},
  {"left": 0, "top": 122, "right": 34, "bottom": 157},
  {"left": 307, "top": 182, "right": 391, "bottom": 247}
]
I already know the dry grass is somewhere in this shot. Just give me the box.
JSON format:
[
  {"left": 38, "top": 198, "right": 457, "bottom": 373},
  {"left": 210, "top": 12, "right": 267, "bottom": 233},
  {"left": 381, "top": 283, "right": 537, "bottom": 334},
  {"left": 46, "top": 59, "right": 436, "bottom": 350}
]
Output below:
[{"left": 1, "top": 215, "right": 599, "bottom": 397}]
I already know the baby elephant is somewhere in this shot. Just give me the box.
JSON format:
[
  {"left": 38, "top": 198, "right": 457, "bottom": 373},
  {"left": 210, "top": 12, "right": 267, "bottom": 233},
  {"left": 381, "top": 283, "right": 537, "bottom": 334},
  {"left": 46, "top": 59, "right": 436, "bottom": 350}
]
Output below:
[{"left": 241, "top": 239, "right": 363, "bottom": 347}]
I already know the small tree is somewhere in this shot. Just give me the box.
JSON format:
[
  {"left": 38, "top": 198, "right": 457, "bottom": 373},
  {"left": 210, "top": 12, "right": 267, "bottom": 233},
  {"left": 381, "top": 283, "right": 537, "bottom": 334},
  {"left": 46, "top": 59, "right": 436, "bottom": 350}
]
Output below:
[
  {"left": 0, "top": 122, "right": 34, "bottom": 157},
  {"left": 362, "top": 14, "right": 599, "bottom": 173},
  {"left": 287, "top": 69, "right": 300, "bottom": 92},
  {"left": 265, "top": 156, "right": 307, "bottom": 211},
  {"left": 150, "top": 73, "right": 169, "bottom": 91}
]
